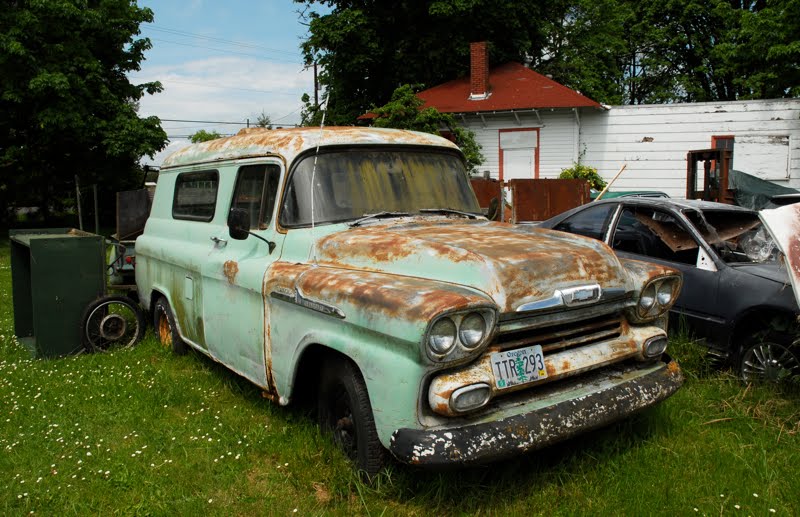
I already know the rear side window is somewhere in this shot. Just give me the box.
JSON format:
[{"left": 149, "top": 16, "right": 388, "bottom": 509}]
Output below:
[
  {"left": 173, "top": 170, "right": 219, "bottom": 221},
  {"left": 554, "top": 203, "right": 616, "bottom": 241}
]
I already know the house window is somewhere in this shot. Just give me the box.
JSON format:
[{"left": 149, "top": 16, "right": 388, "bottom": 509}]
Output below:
[{"left": 498, "top": 128, "right": 539, "bottom": 181}]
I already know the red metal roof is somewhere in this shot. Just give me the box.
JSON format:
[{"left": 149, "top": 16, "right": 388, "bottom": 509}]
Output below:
[{"left": 417, "top": 62, "right": 602, "bottom": 113}]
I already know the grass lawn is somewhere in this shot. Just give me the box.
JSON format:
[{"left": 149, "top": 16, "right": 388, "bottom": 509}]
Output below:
[{"left": 0, "top": 237, "right": 798, "bottom": 515}]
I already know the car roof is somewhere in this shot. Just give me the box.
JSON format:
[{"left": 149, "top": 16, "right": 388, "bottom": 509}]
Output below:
[
  {"left": 160, "top": 126, "right": 460, "bottom": 169},
  {"left": 541, "top": 197, "right": 755, "bottom": 228}
]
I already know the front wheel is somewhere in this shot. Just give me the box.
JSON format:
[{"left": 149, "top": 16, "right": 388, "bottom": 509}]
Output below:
[
  {"left": 740, "top": 341, "right": 800, "bottom": 382},
  {"left": 318, "top": 357, "right": 386, "bottom": 478},
  {"left": 153, "top": 297, "right": 188, "bottom": 355}
]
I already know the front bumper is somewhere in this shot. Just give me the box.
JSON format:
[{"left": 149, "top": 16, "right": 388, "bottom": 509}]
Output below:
[{"left": 389, "top": 356, "right": 683, "bottom": 467}]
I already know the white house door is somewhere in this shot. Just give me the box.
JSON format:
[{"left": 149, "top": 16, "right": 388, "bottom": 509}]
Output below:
[{"left": 503, "top": 148, "right": 534, "bottom": 180}]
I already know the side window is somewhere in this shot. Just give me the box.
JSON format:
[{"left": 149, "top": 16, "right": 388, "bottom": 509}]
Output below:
[
  {"left": 231, "top": 164, "right": 281, "bottom": 229},
  {"left": 554, "top": 203, "right": 616, "bottom": 241},
  {"left": 612, "top": 207, "right": 699, "bottom": 265},
  {"left": 173, "top": 170, "right": 219, "bottom": 221}
]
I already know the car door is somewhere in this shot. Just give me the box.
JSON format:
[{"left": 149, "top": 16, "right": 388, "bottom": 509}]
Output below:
[
  {"left": 201, "top": 162, "right": 284, "bottom": 388},
  {"left": 609, "top": 204, "right": 723, "bottom": 335}
]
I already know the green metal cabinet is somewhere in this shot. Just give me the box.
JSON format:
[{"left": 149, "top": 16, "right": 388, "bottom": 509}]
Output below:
[{"left": 10, "top": 228, "right": 105, "bottom": 358}]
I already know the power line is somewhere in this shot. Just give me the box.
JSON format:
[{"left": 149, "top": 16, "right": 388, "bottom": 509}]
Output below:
[
  {"left": 146, "top": 25, "right": 302, "bottom": 57},
  {"left": 149, "top": 37, "right": 303, "bottom": 64},
  {"left": 161, "top": 118, "right": 247, "bottom": 125},
  {"left": 161, "top": 79, "right": 306, "bottom": 97}
]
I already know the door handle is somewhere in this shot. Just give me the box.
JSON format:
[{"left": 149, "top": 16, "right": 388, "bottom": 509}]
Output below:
[{"left": 210, "top": 236, "right": 227, "bottom": 245}]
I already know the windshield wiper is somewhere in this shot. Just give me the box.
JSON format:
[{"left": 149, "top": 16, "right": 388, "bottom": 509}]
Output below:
[
  {"left": 419, "top": 208, "right": 481, "bottom": 219},
  {"left": 349, "top": 211, "right": 411, "bottom": 227}
]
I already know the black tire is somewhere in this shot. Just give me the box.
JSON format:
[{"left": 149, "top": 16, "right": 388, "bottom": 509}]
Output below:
[
  {"left": 153, "top": 297, "right": 188, "bottom": 355},
  {"left": 738, "top": 332, "right": 800, "bottom": 382},
  {"left": 81, "top": 295, "right": 146, "bottom": 353},
  {"left": 318, "top": 357, "right": 386, "bottom": 479}
]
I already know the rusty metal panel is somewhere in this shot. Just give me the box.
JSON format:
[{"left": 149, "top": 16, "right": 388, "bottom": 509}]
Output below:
[
  {"left": 510, "top": 179, "right": 590, "bottom": 223},
  {"left": 470, "top": 178, "right": 503, "bottom": 209},
  {"left": 116, "top": 189, "right": 151, "bottom": 240}
]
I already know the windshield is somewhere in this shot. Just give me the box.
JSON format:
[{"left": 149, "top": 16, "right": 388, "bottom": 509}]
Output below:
[
  {"left": 684, "top": 209, "right": 779, "bottom": 264},
  {"left": 279, "top": 148, "right": 481, "bottom": 227}
]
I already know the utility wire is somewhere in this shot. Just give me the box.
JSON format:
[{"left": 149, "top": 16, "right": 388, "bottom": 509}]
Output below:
[
  {"left": 161, "top": 79, "right": 305, "bottom": 96},
  {"left": 149, "top": 37, "right": 303, "bottom": 64},
  {"left": 146, "top": 25, "right": 301, "bottom": 57}
]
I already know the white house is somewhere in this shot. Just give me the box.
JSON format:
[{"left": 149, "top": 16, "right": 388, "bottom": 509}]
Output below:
[{"left": 416, "top": 42, "right": 800, "bottom": 198}]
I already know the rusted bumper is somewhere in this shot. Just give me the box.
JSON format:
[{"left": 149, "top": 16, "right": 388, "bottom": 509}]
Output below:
[{"left": 389, "top": 356, "right": 683, "bottom": 467}]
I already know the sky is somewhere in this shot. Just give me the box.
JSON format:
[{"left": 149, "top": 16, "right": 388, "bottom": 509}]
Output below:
[{"left": 129, "top": 0, "right": 325, "bottom": 165}]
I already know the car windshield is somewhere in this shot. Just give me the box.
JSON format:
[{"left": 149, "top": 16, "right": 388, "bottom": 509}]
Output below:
[
  {"left": 684, "top": 209, "right": 778, "bottom": 264},
  {"left": 279, "top": 148, "right": 481, "bottom": 227}
]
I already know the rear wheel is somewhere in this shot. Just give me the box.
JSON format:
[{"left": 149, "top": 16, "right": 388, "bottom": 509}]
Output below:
[
  {"left": 153, "top": 297, "right": 188, "bottom": 355},
  {"left": 318, "top": 357, "right": 386, "bottom": 479}
]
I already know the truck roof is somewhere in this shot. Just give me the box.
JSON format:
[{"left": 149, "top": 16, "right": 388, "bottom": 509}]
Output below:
[{"left": 161, "top": 126, "right": 461, "bottom": 169}]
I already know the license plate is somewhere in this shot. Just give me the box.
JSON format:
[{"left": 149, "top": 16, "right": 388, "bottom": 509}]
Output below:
[{"left": 490, "top": 345, "right": 547, "bottom": 389}]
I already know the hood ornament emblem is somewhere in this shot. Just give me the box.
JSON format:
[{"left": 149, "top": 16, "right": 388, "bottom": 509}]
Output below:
[{"left": 516, "top": 284, "right": 603, "bottom": 312}]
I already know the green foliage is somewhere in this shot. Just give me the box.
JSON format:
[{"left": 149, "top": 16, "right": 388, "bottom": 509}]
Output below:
[
  {"left": 0, "top": 0, "right": 167, "bottom": 226},
  {"left": 297, "top": 1, "right": 558, "bottom": 124},
  {"left": 255, "top": 111, "right": 272, "bottom": 129},
  {"left": 189, "top": 130, "right": 223, "bottom": 143},
  {"left": 370, "top": 85, "right": 484, "bottom": 170},
  {"left": 559, "top": 163, "right": 607, "bottom": 190}
]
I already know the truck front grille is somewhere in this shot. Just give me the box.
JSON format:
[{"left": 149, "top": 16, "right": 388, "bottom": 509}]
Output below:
[{"left": 492, "top": 314, "right": 625, "bottom": 354}]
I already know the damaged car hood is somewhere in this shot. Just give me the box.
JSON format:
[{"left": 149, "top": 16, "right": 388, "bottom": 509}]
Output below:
[
  {"left": 759, "top": 203, "right": 800, "bottom": 306},
  {"left": 313, "top": 219, "right": 632, "bottom": 312}
]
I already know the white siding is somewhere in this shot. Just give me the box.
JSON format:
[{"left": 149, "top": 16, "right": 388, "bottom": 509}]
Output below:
[
  {"left": 580, "top": 99, "right": 800, "bottom": 197},
  {"left": 460, "top": 99, "right": 800, "bottom": 198}
]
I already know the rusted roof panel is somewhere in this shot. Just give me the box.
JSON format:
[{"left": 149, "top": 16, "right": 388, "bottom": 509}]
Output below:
[
  {"left": 417, "top": 62, "right": 602, "bottom": 113},
  {"left": 160, "top": 127, "right": 460, "bottom": 169}
]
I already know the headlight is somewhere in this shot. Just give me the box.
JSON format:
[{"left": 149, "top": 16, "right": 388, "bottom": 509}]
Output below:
[
  {"left": 637, "top": 275, "right": 681, "bottom": 319},
  {"left": 429, "top": 317, "right": 456, "bottom": 355},
  {"left": 424, "top": 307, "right": 497, "bottom": 362},
  {"left": 459, "top": 312, "right": 486, "bottom": 349},
  {"left": 639, "top": 283, "right": 656, "bottom": 314}
]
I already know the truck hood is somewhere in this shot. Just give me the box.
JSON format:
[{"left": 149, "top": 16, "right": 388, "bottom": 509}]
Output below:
[
  {"left": 314, "top": 219, "right": 632, "bottom": 313},
  {"left": 760, "top": 203, "right": 800, "bottom": 306}
]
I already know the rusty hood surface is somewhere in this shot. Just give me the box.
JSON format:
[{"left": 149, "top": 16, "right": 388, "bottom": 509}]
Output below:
[
  {"left": 759, "top": 203, "right": 800, "bottom": 306},
  {"left": 314, "top": 219, "right": 631, "bottom": 313}
]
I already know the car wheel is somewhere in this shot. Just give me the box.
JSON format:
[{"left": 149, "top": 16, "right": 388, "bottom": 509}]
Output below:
[
  {"left": 153, "top": 297, "right": 188, "bottom": 355},
  {"left": 739, "top": 339, "right": 800, "bottom": 382},
  {"left": 80, "top": 295, "right": 146, "bottom": 353},
  {"left": 318, "top": 357, "right": 386, "bottom": 478}
]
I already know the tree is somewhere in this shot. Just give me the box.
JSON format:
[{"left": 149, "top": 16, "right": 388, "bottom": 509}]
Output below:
[
  {"left": 297, "top": 0, "right": 563, "bottom": 124},
  {"left": 255, "top": 110, "right": 272, "bottom": 129},
  {"left": 189, "top": 130, "right": 223, "bottom": 143},
  {"left": 0, "top": 0, "right": 167, "bottom": 225},
  {"left": 370, "top": 85, "right": 484, "bottom": 170}
]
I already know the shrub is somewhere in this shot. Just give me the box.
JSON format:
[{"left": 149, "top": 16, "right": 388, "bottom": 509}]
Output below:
[{"left": 559, "top": 163, "right": 607, "bottom": 191}]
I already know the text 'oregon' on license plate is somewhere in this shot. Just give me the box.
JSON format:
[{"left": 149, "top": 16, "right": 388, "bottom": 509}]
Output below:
[{"left": 490, "top": 345, "right": 547, "bottom": 389}]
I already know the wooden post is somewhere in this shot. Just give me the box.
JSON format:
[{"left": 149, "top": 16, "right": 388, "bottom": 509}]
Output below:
[{"left": 594, "top": 164, "right": 627, "bottom": 201}]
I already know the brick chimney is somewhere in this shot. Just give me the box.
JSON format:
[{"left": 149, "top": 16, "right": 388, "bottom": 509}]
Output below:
[{"left": 469, "top": 41, "right": 490, "bottom": 100}]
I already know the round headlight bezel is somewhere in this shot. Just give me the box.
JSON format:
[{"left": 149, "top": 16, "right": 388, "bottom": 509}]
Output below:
[
  {"left": 656, "top": 280, "right": 674, "bottom": 307},
  {"left": 636, "top": 275, "right": 681, "bottom": 320},
  {"left": 428, "top": 317, "right": 457, "bottom": 355},
  {"left": 424, "top": 307, "right": 497, "bottom": 362},
  {"left": 638, "top": 283, "right": 657, "bottom": 316},
  {"left": 459, "top": 312, "right": 487, "bottom": 349}
]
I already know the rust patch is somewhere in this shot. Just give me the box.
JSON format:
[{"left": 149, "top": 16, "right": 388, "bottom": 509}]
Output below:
[{"left": 223, "top": 260, "right": 239, "bottom": 285}]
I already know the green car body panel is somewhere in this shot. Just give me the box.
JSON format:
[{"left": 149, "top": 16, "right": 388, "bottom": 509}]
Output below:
[{"left": 136, "top": 127, "right": 684, "bottom": 467}]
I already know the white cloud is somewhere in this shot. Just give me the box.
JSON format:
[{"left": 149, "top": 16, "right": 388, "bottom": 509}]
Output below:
[{"left": 130, "top": 55, "right": 313, "bottom": 165}]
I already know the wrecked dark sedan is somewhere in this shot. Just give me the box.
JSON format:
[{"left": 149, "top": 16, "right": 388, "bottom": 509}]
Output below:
[{"left": 541, "top": 198, "right": 800, "bottom": 381}]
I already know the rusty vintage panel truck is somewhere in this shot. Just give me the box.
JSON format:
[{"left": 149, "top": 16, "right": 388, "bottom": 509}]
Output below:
[{"left": 135, "top": 127, "right": 683, "bottom": 476}]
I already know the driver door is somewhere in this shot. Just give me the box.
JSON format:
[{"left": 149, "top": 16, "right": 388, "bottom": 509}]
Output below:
[{"left": 201, "top": 162, "right": 283, "bottom": 387}]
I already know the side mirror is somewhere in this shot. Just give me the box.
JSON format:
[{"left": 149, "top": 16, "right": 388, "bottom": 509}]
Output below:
[{"left": 227, "top": 208, "right": 250, "bottom": 240}]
